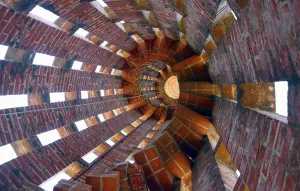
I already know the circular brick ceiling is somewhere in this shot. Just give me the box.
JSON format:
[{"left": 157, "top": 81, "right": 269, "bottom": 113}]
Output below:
[{"left": 164, "top": 76, "right": 180, "bottom": 99}]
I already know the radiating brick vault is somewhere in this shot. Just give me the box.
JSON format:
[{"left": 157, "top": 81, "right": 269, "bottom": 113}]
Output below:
[{"left": 0, "top": 0, "right": 299, "bottom": 191}]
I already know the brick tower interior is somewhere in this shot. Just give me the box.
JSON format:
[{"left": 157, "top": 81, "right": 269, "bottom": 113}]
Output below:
[{"left": 0, "top": 0, "right": 299, "bottom": 190}]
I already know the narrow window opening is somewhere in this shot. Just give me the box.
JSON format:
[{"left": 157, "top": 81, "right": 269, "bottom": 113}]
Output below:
[
  {"left": 105, "top": 139, "right": 115, "bottom": 146},
  {"left": 39, "top": 171, "right": 71, "bottom": 191},
  {"left": 112, "top": 110, "right": 118, "bottom": 116},
  {"left": 96, "top": 0, "right": 108, "bottom": 7},
  {"left": 142, "top": 10, "right": 150, "bottom": 19},
  {"left": 175, "top": 11, "right": 183, "bottom": 23},
  {"left": 50, "top": 92, "right": 65, "bottom": 103},
  {"left": 100, "top": 90, "right": 105, "bottom": 97},
  {"left": 131, "top": 34, "right": 143, "bottom": 43},
  {"left": 137, "top": 142, "right": 143, "bottom": 149},
  {"left": 146, "top": 133, "right": 152, "bottom": 138},
  {"left": 75, "top": 120, "right": 88, "bottom": 131},
  {"left": 236, "top": 170, "right": 241, "bottom": 177},
  {"left": 33, "top": 53, "right": 55, "bottom": 66},
  {"left": 82, "top": 151, "right": 98, "bottom": 164},
  {"left": 115, "top": 21, "right": 126, "bottom": 32},
  {"left": 131, "top": 35, "right": 139, "bottom": 42},
  {"left": 37, "top": 129, "right": 61, "bottom": 146},
  {"left": 275, "top": 81, "right": 288, "bottom": 117},
  {"left": 120, "top": 130, "right": 127, "bottom": 136},
  {"left": 0, "top": 144, "right": 17, "bottom": 165},
  {"left": 74, "top": 28, "right": 89, "bottom": 38},
  {"left": 111, "top": 69, "right": 122, "bottom": 76},
  {"left": 111, "top": 69, "right": 115, "bottom": 75},
  {"left": 116, "top": 49, "right": 124, "bottom": 57},
  {"left": 29, "top": 5, "right": 59, "bottom": 23},
  {"left": 98, "top": 114, "right": 105, "bottom": 122},
  {"left": 152, "top": 28, "right": 160, "bottom": 36},
  {"left": 231, "top": 10, "right": 237, "bottom": 20},
  {"left": 95, "top": 65, "right": 102, "bottom": 73},
  {"left": 0, "top": 45, "right": 8, "bottom": 60},
  {"left": 71, "top": 61, "right": 83, "bottom": 70},
  {"left": 81, "top": 91, "right": 89, "bottom": 99},
  {"left": 100, "top": 41, "right": 108, "bottom": 48},
  {"left": 0, "top": 94, "right": 28, "bottom": 110}
]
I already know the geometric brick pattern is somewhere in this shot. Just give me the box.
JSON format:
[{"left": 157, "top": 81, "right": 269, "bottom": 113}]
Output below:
[
  {"left": 213, "top": 98, "right": 299, "bottom": 190},
  {"left": 167, "top": 114, "right": 205, "bottom": 159},
  {"left": 113, "top": 162, "right": 148, "bottom": 191},
  {"left": 192, "top": 142, "right": 226, "bottom": 191},
  {"left": 209, "top": 0, "right": 300, "bottom": 84},
  {"left": 184, "top": 0, "right": 221, "bottom": 53},
  {"left": 178, "top": 92, "right": 214, "bottom": 116},
  {"left": 173, "top": 104, "right": 212, "bottom": 136},
  {"left": 86, "top": 171, "right": 120, "bottom": 191},
  {"left": 154, "top": 132, "right": 192, "bottom": 190},
  {"left": 133, "top": 147, "right": 174, "bottom": 191},
  {"left": 154, "top": 133, "right": 191, "bottom": 178},
  {"left": 1, "top": 0, "right": 299, "bottom": 191}
]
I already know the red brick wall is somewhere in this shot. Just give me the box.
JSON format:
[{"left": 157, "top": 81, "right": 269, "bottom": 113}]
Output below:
[
  {"left": 209, "top": 0, "right": 300, "bottom": 84},
  {"left": 35, "top": 1, "right": 137, "bottom": 51},
  {"left": 0, "top": 96, "right": 128, "bottom": 145},
  {"left": 0, "top": 60, "right": 122, "bottom": 95},
  {"left": 75, "top": 118, "right": 159, "bottom": 182},
  {"left": 103, "top": 0, "right": 156, "bottom": 40},
  {"left": 184, "top": 0, "right": 221, "bottom": 53},
  {"left": 146, "top": 0, "right": 179, "bottom": 40},
  {"left": 212, "top": 98, "right": 299, "bottom": 190},
  {"left": 192, "top": 141, "right": 226, "bottom": 191},
  {"left": 288, "top": 81, "right": 300, "bottom": 128},
  {"left": 0, "top": 107, "right": 144, "bottom": 190},
  {"left": 0, "top": 5, "right": 124, "bottom": 69}
]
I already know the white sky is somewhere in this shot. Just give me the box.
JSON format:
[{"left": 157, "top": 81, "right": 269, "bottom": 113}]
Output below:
[
  {"left": 275, "top": 81, "right": 288, "bottom": 117},
  {"left": 112, "top": 110, "right": 118, "bottom": 116},
  {"left": 100, "top": 41, "right": 108, "bottom": 48},
  {"left": 98, "top": 114, "right": 105, "bottom": 122},
  {"left": 0, "top": 45, "right": 8, "bottom": 60},
  {"left": 33, "top": 53, "right": 55, "bottom": 66},
  {"left": 30, "top": 5, "right": 59, "bottom": 23},
  {"left": 82, "top": 151, "right": 98, "bottom": 164},
  {"left": 71, "top": 61, "right": 83, "bottom": 70},
  {"left": 236, "top": 170, "right": 240, "bottom": 177},
  {"left": 0, "top": 94, "right": 28, "bottom": 110},
  {"left": 121, "top": 129, "right": 128, "bottom": 136},
  {"left": 40, "top": 171, "right": 70, "bottom": 191},
  {"left": 95, "top": 65, "right": 102, "bottom": 73},
  {"left": 74, "top": 28, "right": 89, "bottom": 38},
  {"left": 100, "top": 90, "right": 105, "bottom": 97},
  {"left": 96, "top": 0, "right": 108, "bottom": 7},
  {"left": 111, "top": 69, "right": 115, "bottom": 75},
  {"left": 116, "top": 49, "right": 123, "bottom": 57},
  {"left": 105, "top": 139, "right": 115, "bottom": 146},
  {"left": 0, "top": 144, "right": 17, "bottom": 165},
  {"left": 131, "top": 35, "right": 139, "bottom": 42},
  {"left": 231, "top": 10, "right": 238, "bottom": 20},
  {"left": 81, "top": 91, "right": 89, "bottom": 99},
  {"left": 75, "top": 120, "right": 88, "bottom": 131},
  {"left": 37, "top": 129, "right": 61, "bottom": 146},
  {"left": 50, "top": 92, "right": 65, "bottom": 103}
]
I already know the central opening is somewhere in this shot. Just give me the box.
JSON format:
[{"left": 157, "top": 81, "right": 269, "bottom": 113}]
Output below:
[{"left": 164, "top": 76, "right": 180, "bottom": 99}]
